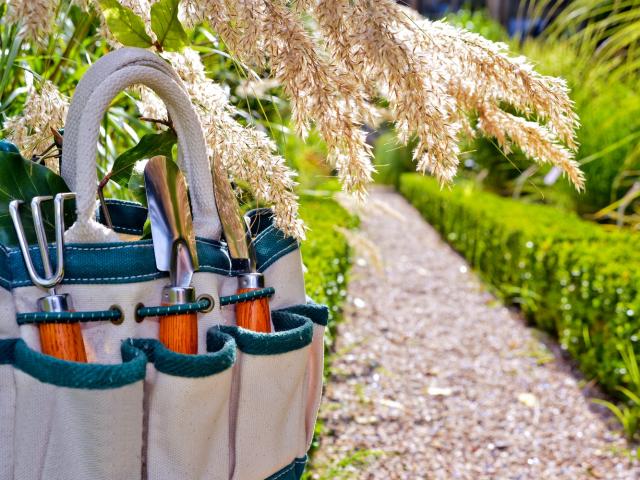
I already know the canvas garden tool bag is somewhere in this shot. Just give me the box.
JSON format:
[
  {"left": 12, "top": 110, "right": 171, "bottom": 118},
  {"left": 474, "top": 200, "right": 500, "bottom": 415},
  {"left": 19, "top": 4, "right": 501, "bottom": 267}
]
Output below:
[{"left": 0, "top": 47, "right": 327, "bottom": 480}]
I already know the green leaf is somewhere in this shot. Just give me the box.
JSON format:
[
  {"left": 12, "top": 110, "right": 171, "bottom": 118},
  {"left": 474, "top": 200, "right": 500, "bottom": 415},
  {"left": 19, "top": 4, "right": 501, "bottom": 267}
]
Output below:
[
  {"left": 110, "top": 130, "right": 177, "bottom": 187},
  {"left": 150, "top": 0, "right": 188, "bottom": 51},
  {"left": 98, "top": 0, "right": 153, "bottom": 48},
  {"left": 127, "top": 162, "right": 148, "bottom": 206},
  {"left": 0, "top": 152, "right": 71, "bottom": 247}
]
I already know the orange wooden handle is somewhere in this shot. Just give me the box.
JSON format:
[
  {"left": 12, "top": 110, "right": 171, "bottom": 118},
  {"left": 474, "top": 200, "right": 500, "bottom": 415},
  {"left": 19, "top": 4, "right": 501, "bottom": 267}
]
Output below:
[
  {"left": 236, "top": 288, "right": 271, "bottom": 333},
  {"left": 159, "top": 311, "right": 198, "bottom": 354},
  {"left": 39, "top": 322, "right": 87, "bottom": 362}
]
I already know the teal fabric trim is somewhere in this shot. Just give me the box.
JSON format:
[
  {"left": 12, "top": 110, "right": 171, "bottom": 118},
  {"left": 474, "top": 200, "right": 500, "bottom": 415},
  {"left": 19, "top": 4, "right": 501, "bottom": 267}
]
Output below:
[
  {"left": 254, "top": 225, "right": 299, "bottom": 273},
  {"left": 16, "top": 308, "right": 122, "bottom": 325},
  {"left": 137, "top": 298, "right": 212, "bottom": 318},
  {"left": 97, "top": 199, "right": 147, "bottom": 235},
  {"left": 0, "top": 207, "right": 298, "bottom": 290},
  {"left": 219, "top": 287, "right": 275, "bottom": 306},
  {"left": 0, "top": 331, "right": 236, "bottom": 386},
  {"left": 264, "top": 456, "right": 307, "bottom": 480},
  {"left": 126, "top": 331, "right": 235, "bottom": 378},
  {"left": 217, "top": 311, "right": 312, "bottom": 355},
  {"left": 279, "top": 302, "right": 329, "bottom": 326},
  {"left": 0, "top": 338, "right": 18, "bottom": 364},
  {"left": 10, "top": 339, "right": 147, "bottom": 389},
  {"left": 1, "top": 239, "right": 231, "bottom": 288}
]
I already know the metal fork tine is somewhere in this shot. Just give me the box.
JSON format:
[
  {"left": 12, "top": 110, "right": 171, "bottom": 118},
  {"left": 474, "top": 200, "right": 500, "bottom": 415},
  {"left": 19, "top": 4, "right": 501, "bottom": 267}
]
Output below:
[
  {"left": 31, "top": 196, "right": 54, "bottom": 285},
  {"left": 54, "top": 192, "right": 74, "bottom": 282},
  {"left": 8, "top": 193, "right": 74, "bottom": 291},
  {"left": 9, "top": 200, "right": 50, "bottom": 289}
]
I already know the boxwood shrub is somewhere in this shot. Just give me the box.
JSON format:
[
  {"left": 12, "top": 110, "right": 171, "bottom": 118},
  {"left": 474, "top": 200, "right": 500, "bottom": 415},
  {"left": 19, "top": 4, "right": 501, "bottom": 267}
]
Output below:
[
  {"left": 400, "top": 173, "right": 640, "bottom": 393},
  {"left": 300, "top": 193, "right": 358, "bottom": 350}
]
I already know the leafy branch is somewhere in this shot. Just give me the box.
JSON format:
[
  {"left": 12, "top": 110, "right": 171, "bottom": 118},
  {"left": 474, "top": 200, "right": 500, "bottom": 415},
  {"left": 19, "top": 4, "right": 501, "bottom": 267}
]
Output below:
[{"left": 97, "top": 0, "right": 187, "bottom": 52}]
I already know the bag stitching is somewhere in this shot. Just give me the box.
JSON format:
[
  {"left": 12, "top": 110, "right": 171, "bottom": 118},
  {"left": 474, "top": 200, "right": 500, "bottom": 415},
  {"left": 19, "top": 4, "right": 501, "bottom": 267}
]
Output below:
[
  {"left": 269, "top": 462, "right": 295, "bottom": 480},
  {"left": 112, "top": 226, "right": 143, "bottom": 234},
  {"left": 259, "top": 243, "right": 298, "bottom": 272}
]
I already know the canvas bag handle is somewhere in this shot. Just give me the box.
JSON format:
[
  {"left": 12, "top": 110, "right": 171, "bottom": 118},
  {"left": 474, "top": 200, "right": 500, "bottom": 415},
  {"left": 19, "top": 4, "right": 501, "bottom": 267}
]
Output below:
[{"left": 61, "top": 47, "right": 221, "bottom": 243}]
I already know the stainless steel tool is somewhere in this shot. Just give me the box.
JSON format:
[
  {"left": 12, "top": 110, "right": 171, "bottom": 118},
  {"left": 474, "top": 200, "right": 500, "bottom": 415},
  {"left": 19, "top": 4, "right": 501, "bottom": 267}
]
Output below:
[
  {"left": 212, "top": 158, "right": 271, "bottom": 333},
  {"left": 144, "top": 155, "right": 200, "bottom": 353},
  {"left": 10, "top": 192, "right": 87, "bottom": 362}
]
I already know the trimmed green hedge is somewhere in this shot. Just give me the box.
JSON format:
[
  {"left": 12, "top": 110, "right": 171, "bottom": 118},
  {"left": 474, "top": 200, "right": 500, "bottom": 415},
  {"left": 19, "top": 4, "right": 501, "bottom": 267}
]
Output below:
[
  {"left": 300, "top": 194, "right": 358, "bottom": 348},
  {"left": 400, "top": 173, "right": 640, "bottom": 393}
]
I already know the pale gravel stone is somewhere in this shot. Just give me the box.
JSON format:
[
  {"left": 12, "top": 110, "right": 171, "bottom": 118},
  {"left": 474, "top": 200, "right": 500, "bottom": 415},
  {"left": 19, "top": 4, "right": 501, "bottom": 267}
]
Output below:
[{"left": 311, "top": 187, "right": 639, "bottom": 479}]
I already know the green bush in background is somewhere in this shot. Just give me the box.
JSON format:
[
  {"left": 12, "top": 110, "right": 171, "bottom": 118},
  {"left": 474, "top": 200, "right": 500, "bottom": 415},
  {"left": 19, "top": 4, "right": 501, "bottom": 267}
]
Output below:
[
  {"left": 300, "top": 194, "right": 358, "bottom": 348},
  {"left": 400, "top": 174, "right": 640, "bottom": 398},
  {"left": 371, "top": 131, "right": 415, "bottom": 189},
  {"left": 519, "top": 39, "right": 640, "bottom": 215}
]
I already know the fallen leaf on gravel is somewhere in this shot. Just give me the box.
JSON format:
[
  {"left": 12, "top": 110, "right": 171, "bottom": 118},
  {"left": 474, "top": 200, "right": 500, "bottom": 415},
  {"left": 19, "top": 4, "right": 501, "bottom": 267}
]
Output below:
[
  {"left": 517, "top": 392, "right": 539, "bottom": 408},
  {"left": 427, "top": 386, "right": 453, "bottom": 396}
]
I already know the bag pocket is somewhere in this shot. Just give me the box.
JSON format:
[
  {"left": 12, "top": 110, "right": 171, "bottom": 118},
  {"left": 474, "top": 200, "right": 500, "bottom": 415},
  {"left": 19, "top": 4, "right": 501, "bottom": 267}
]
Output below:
[
  {"left": 277, "top": 302, "right": 329, "bottom": 449},
  {"left": 219, "top": 311, "right": 314, "bottom": 480},
  {"left": 11, "top": 339, "right": 147, "bottom": 480},
  {"left": 129, "top": 331, "right": 236, "bottom": 480},
  {"left": 0, "top": 340, "right": 17, "bottom": 480}
]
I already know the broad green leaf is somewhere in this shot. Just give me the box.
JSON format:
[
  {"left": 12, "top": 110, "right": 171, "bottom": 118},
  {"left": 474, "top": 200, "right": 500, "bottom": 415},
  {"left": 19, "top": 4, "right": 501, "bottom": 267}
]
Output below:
[
  {"left": 98, "top": 0, "right": 153, "bottom": 48},
  {"left": 0, "top": 152, "right": 72, "bottom": 247},
  {"left": 150, "top": 0, "right": 188, "bottom": 51},
  {"left": 127, "top": 161, "right": 148, "bottom": 206},
  {"left": 110, "top": 130, "right": 177, "bottom": 187}
]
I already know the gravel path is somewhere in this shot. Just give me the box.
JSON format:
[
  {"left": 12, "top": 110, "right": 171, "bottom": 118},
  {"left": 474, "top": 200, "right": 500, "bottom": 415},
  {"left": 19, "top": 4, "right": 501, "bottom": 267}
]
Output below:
[{"left": 311, "top": 188, "right": 639, "bottom": 479}]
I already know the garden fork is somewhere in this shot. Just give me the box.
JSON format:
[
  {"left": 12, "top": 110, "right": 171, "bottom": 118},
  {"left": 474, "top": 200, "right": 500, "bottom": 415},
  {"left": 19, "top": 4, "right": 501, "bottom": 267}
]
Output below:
[{"left": 10, "top": 192, "right": 87, "bottom": 362}]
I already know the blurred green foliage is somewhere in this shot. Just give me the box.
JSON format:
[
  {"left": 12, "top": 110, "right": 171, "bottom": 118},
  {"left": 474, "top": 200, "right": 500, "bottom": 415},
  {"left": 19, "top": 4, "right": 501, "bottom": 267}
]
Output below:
[
  {"left": 300, "top": 194, "right": 358, "bottom": 349},
  {"left": 371, "top": 131, "right": 415, "bottom": 189},
  {"left": 444, "top": 8, "right": 510, "bottom": 42},
  {"left": 519, "top": 39, "right": 640, "bottom": 215},
  {"left": 401, "top": 174, "right": 640, "bottom": 400}
]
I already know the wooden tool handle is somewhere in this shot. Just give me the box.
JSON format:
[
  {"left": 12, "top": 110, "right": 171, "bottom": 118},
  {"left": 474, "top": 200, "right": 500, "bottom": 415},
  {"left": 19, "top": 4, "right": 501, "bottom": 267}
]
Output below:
[
  {"left": 159, "top": 311, "right": 198, "bottom": 354},
  {"left": 236, "top": 288, "right": 271, "bottom": 333},
  {"left": 39, "top": 322, "right": 87, "bottom": 362}
]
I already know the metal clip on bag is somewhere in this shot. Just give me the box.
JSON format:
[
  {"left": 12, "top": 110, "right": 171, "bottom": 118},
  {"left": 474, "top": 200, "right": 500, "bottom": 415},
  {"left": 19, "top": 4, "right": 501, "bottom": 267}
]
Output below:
[{"left": 0, "top": 48, "right": 327, "bottom": 480}]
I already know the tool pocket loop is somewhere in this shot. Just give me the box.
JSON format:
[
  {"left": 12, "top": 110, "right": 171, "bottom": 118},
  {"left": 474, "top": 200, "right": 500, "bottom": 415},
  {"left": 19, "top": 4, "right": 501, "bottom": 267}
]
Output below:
[
  {"left": 129, "top": 331, "right": 236, "bottom": 480},
  {"left": 3, "top": 339, "right": 147, "bottom": 480},
  {"left": 218, "top": 310, "right": 313, "bottom": 480}
]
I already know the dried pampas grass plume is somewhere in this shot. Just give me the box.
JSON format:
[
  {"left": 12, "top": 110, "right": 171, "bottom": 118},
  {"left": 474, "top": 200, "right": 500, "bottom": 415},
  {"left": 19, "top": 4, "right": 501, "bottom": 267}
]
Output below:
[
  {"left": 159, "top": 49, "right": 305, "bottom": 239},
  {"left": 191, "top": 0, "right": 582, "bottom": 191},
  {"left": 3, "top": 80, "right": 69, "bottom": 167},
  {"left": 477, "top": 104, "right": 584, "bottom": 188},
  {"left": 213, "top": 0, "right": 376, "bottom": 196},
  {"left": 5, "top": 0, "right": 58, "bottom": 41},
  {"left": 311, "top": 0, "right": 461, "bottom": 182}
]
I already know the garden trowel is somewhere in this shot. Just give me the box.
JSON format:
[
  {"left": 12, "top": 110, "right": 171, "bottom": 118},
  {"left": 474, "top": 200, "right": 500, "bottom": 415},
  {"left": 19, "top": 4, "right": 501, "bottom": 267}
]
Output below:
[
  {"left": 212, "top": 158, "right": 271, "bottom": 333},
  {"left": 145, "top": 155, "right": 200, "bottom": 353}
]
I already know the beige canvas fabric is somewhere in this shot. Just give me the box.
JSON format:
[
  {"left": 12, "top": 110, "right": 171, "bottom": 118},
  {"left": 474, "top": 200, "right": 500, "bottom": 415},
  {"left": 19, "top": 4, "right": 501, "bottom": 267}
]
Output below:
[
  {"left": 13, "top": 370, "right": 144, "bottom": 480},
  {"left": 145, "top": 365, "right": 233, "bottom": 480},
  {"left": 231, "top": 346, "right": 310, "bottom": 480},
  {"left": 304, "top": 323, "right": 326, "bottom": 449},
  {"left": 0, "top": 365, "right": 15, "bottom": 479},
  {"left": 0, "top": 290, "right": 17, "bottom": 478}
]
